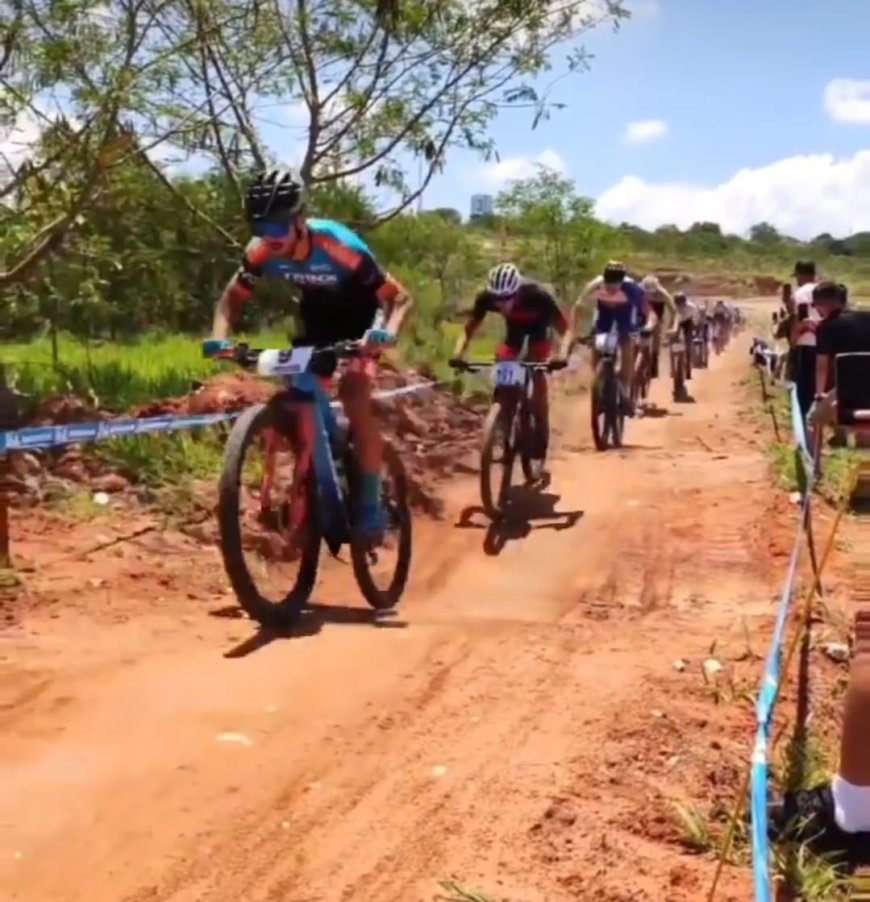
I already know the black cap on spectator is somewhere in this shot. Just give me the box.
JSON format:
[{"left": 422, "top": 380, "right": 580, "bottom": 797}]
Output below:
[{"left": 793, "top": 260, "right": 816, "bottom": 277}]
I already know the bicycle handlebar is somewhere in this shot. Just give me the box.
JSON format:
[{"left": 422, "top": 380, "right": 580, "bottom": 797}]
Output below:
[
  {"left": 448, "top": 358, "right": 567, "bottom": 373},
  {"left": 204, "top": 339, "right": 364, "bottom": 368}
]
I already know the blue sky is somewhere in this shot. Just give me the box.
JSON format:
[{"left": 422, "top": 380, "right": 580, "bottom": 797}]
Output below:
[
  {"left": 419, "top": 0, "right": 870, "bottom": 238},
  {"left": 5, "top": 0, "right": 869, "bottom": 237}
]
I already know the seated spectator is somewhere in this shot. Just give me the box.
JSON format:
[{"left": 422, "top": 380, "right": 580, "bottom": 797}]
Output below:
[{"left": 809, "top": 282, "right": 870, "bottom": 438}]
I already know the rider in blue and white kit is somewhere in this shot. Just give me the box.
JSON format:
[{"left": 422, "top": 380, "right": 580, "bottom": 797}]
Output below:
[{"left": 572, "top": 260, "right": 648, "bottom": 415}]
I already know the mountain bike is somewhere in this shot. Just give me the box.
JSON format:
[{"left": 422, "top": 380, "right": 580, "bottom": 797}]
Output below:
[
  {"left": 631, "top": 325, "right": 655, "bottom": 408},
  {"left": 449, "top": 357, "right": 566, "bottom": 519},
  {"left": 669, "top": 327, "right": 689, "bottom": 402},
  {"left": 692, "top": 324, "right": 709, "bottom": 370},
  {"left": 204, "top": 339, "right": 412, "bottom": 626},
  {"left": 579, "top": 329, "right": 625, "bottom": 451},
  {"left": 712, "top": 319, "right": 726, "bottom": 355}
]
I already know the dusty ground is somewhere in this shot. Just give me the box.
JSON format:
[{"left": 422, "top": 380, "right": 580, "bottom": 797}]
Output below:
[{"left": 0, "top": 308, "right": 848, "bottom": 902}]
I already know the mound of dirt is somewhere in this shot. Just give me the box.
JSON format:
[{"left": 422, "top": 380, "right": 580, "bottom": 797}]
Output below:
[
  {"left": 8, "top": 361, "right": 486, "bottom": 520},
  {"left": 133, "top": 360, "right": 486, "bottom": 517},
  {"left": 650, "top": 269, "right": 780, "bottom": 298},
  {"left": 29, "top": 393, "right": 110, "bottom": 426}
]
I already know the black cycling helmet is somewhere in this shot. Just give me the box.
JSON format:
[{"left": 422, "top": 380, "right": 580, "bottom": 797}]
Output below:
[
  {"left": 246, "top": 168, "right": 305, "bottom": 222},
  {"left": 602, "top": 260, "right": 627, "bottom": 284}
]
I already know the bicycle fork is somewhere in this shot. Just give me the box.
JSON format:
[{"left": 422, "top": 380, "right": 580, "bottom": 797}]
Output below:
[{"left": 259, "top": 406, "right": 314, "bottom": 532}]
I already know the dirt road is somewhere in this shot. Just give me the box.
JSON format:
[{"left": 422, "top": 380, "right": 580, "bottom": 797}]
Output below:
[{"left": 2, "top": 324, "right": 782, "bottom": 901}]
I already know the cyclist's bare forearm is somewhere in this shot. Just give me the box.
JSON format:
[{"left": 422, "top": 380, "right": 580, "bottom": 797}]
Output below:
[
  {"left": 212, "top": 288, "right": 235, "bottom": 339},
  {"left": 570, "top": 297, "right": 590, "bottom": 335},
  {"left": 382, "top": 292, "right": 412, "bottom": 337},
  {"left": 454, "top": 318, "right": 481, "bottom": 357}
]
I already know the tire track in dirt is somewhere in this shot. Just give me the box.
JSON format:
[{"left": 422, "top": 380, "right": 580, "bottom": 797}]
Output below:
[{"left": 1, "top": 314, "right": 779, "bottom": 902}]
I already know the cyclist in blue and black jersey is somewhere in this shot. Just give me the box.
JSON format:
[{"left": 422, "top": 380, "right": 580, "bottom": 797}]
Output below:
[
  {"left": 572, "top": 260, "right": 648, "bottom": 415},
  {"left": 209, "top": 169, "right": 413, "bottom": 542}
]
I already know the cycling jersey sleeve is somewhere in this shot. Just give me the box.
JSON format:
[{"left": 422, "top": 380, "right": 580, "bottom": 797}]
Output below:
[
  {"left": 349, "top": 250, "right": 406, "bottom": 307},
  {"left": 468, "top": 290, "right": 492, "bottom": 326}
]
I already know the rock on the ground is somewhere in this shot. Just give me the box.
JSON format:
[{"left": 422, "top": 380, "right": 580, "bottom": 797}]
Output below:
[{"left": 90, "top": 472, "right": 130, "bottom": 494}]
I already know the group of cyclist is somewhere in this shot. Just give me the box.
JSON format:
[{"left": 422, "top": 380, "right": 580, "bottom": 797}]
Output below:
[{"left": 208, "top": 166, "right": 740, "bottom": 544}]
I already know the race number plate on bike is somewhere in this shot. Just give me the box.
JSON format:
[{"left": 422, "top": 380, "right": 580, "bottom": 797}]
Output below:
[
  {"left": 594, "top": 333, "right": 619, "bottom": 355},
  {"left": 492, "top": 361, "right": 525, "bottom": 387},
  {"left": 256, "top": 347, "right": 314, "bottom": 377}
]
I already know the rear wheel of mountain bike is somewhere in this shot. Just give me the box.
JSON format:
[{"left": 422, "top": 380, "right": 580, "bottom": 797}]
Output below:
[
  {"left": 671, "top": 347, "right": 686, "bottom": 401},
  {"left": 480, "top": 398, "right": 517, "bottom": 519},
  {"left": 632, "top": 344, "right": 651, "bottom": 405},
  {"left": 349, "top": 440, "right": 412, "bottom": 610},
  {"left": 520, "top": 383, "right": 547, "bottom": 483},
  {"left": 217, "top": 401, "right": 321, "bottom": 627}
]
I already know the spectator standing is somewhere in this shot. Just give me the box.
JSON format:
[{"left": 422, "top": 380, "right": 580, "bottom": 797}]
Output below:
[
  {"left": 773, "top": 282, "right": 796, "bottom": 380},
  {"left": 791, "top": 261, "right": 819, "bottom": 419}
]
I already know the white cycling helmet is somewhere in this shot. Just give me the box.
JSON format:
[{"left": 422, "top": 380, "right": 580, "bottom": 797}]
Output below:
[
  {"left": 641, "top": 274, "right": 661, "bottom": 292},
  {"left": 487, "top": 262, "right": 521, "bottom": 297}
]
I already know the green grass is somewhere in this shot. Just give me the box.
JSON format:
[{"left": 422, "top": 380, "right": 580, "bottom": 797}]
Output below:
[
  {"left": 772, "top": 842, "right": 849, "bottom": 902},
  {"left": 435, "top": 879, "right": 494, "bottom": 902},
  {"left": 0, "top": 329, "right": 292, "bottom": 411},
  {"left": 0, "top": 323, "right": 500, "bottom": 497},
  {"left": 753, "top": 374, "right": 863, "bottom": 504},
  {"left": 94, "top": 427, "right": 228, "bottom": 486},
  {"left": 0, "top": 322, "right": 502, "bottom": 412}
]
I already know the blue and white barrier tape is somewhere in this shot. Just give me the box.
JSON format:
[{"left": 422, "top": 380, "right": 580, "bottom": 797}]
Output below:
[
  {"left": 749, "top": 378, "right": 815, "bottom": 902},
  {"left": 0, "top": 381, "right": 438, "bottom": 454}
]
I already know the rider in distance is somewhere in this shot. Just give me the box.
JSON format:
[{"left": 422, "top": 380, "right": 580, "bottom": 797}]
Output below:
[
  {"left": 573, "top": 260, "right": 648, "bottom": 416},
  {"left": 209, "top": 168, "right": 413, "bottom": 542},
  {"left": 639, "top": 274, "right": 677, "bottom": 379},
  {"left": 453, "top": 262, "right": 570, "bottom": 463}
]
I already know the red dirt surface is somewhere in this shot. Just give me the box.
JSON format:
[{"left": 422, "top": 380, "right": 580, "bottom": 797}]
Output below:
[{"left": 1, "top": 305, "right": 833, "bottom": 902}]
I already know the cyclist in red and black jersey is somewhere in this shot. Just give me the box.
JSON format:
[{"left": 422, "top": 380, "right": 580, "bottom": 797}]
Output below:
[{"left": 453, "top": 263, "right": 569, "bottom": 459}]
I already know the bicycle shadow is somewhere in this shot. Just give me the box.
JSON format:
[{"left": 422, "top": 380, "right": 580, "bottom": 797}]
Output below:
[
  {"left": 220, "top": 602, "right": 407, "bottom": 658},
  {"left": 455, "top": 484, "right": 584, "bottom": 556},
  {"left": 638, "top": 403, "right": 671, "bottom": 418}
]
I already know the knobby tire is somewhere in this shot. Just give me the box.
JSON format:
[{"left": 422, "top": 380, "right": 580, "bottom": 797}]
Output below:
[
  {"left": 217, "top": 402, "right": 321, "bottom": 628},
  {"left": 480, "top": 399, "right": 516, "bottom": 519},
  {"left": 349, "top": 439, "right": 412, "bottom": 610}
]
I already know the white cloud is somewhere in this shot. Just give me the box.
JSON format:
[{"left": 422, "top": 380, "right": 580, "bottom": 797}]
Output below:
[
  {"left": 595, "top": 150, "right": 870, "bottom": 239},
  {"left": 623, "top": 119, "right": 668, "bottom": 144},
  {"left": 0, "top": 109, "right": 43, "bottom": 173},
  {"left": 824, "top": 79, "right": 870, "bottom": 124},
  {"left": 628, "top": 0, "right": 659, "bottom": 19},
  {"left": 470, "top": 148, "right": 566, "bottom": 187}
]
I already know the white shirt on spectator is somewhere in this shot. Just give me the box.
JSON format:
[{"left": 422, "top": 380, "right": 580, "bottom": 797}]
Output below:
[{"left": 793, "top": 282, "right": 819, "bottom": 347}]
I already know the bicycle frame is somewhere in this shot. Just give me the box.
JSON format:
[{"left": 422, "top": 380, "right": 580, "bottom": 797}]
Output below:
[
  {"left": 213, "top": 342, "right": 356, "bottom": 549},
  {"left": 285, "top": 371, "right": 350, "bottom": 548}
]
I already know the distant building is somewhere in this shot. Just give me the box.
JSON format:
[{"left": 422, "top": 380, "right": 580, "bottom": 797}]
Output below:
[{"left": 470, "top": 193, "right": 494, "bottom": 219}]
